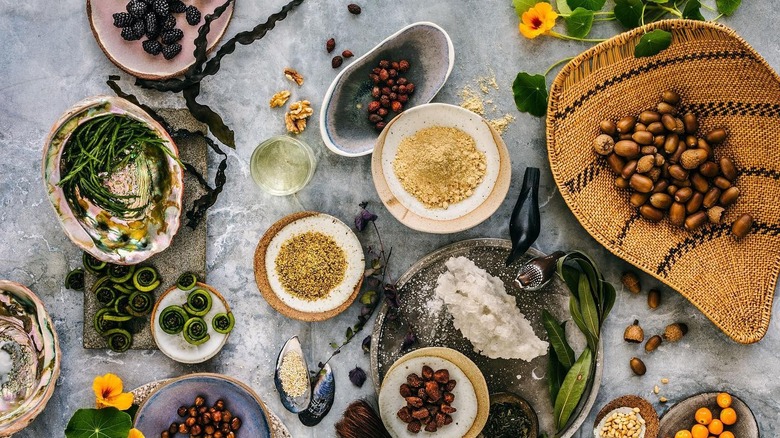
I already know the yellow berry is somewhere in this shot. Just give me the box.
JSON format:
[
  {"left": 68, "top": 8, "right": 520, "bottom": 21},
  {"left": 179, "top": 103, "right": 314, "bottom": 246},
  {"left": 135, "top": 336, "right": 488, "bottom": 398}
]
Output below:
[
  {"left": 720, "top": 432, "right": 735, "bottom": 438},
  {"left": 720, "top": 407, "right": 737, "bottom": 425},
  {"left": 708, "top": 419, "right": 724, "bottom": 435},
  {"left": 695, "top": 407, "right": 713, "bottom": 425},
  {"left": 716, "top": 392, "right": 732, "bottom": 408},
  {"left": 691, "top": 424, "right": 709, "bottom": 438},
  {"left": 675, "top": 431, "right": 693, "bottom": 438}
]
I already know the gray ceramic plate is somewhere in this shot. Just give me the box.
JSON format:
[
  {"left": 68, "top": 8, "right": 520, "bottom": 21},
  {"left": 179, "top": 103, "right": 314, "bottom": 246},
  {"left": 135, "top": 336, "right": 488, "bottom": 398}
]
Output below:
[
  {"left": 658, "top": 392, "right": 758, "bottom": 438},
  {"left": 319, "top": 22, "right": 454, "bottom": 157},
  {"left": 370, "top": 239, "right": 603, "bottom": 438}
]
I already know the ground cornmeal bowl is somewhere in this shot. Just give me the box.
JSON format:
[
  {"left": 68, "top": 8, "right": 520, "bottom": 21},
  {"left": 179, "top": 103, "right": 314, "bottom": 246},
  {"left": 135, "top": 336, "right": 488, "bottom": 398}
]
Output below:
[{"left": 547, "top": 20, "right": 780, "bottom": 343}]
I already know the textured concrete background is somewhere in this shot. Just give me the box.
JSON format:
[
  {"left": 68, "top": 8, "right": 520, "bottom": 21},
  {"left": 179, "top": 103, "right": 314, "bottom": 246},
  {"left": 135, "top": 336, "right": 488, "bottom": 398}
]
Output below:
[{"left": 0, "top": 0, "right": 778, "bottom": 436}]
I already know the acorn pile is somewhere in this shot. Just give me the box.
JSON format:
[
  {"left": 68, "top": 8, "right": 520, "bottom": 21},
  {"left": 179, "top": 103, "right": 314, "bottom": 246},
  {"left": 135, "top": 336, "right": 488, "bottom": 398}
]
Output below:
[{"left": 112, "top": 0, "right": 201, "bottom": 60}]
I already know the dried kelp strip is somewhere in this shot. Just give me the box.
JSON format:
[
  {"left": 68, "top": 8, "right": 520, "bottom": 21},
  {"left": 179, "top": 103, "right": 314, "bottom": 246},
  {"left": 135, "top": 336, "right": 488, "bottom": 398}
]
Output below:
[
  {"left": 183, "top": 83, "right": 235, "bottom": 147},
  {"left": 105, "top": 77, "right": 228, "bottom": 230}
]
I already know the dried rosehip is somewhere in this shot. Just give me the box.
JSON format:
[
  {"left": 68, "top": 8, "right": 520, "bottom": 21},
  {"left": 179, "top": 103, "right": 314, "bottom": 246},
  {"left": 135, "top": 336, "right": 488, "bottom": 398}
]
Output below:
[
  {"left": 399, "top": 59, "right": 410, "bottom": 72},
  {"left": 367, "top": 101, "right": 380, "bottom": 113},
  {"left": 342, "top": 50, "right": 354, "bottom": 58},
  {"left": 347, "top": 3, "right": 361, "bottom": 14},
  {"left": 326, "top": 38, "right": 335, "bottom": 53},
  {"left": 332, "top": 56, "right": 344, "bottom": 68}
]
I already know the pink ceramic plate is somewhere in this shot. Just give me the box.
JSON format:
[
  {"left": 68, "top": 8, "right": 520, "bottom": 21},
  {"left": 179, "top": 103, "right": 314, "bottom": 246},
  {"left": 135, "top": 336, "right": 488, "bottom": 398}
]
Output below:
[{"left": 86, "top": 0, "right": 234, "bottom": 80}]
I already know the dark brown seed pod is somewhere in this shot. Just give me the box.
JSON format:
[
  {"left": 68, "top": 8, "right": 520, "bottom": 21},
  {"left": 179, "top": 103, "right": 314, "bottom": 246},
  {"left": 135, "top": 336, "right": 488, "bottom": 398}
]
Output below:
[
  {"left": 630, "top": 192, "right": 651, "bottom": 208},
  {"left": 720, "top": 157, "right": 737, "bottom": 181},
  {"left": 630, "top": 357, "right": 647, "bottom": 376},
  {"left": 616, "top": 116, "right": 637, "bottom": 133},
  {"left": 630, "top": 174, "right": 654, "bottom": 193},
  {"left": 639, "top": 111, "right": 662, "bottom": 124},
  {"left": 669, "top": 202, "right": 686, "bottom": 227},
  {"left": 732, "top": 213, "right": 754, "bottom": 239},
  {"left": 600, "top": 120, "right": 617, "bottom": 135},
  {"left": 664, "top": 133, "right": 679, "bottom": 155},
  {"left": 706, "top": 128, "right": 727, "bottom": 144},
  {"left": 685, "top": 211, "right": 707, "bottom": 230},
  {"left": 647, "top": 289, "right": 661, "bottom": 309},
  {"left": 606, "top": 154, "right": 626, "bottom": 175},
  {"left": 331, "top": 56, "right": 344, "bottom": 68},
  {"left": 713, "top": 176, "right": 732, "bottom": 190},
  {"left": 645, "top": 335, "right": 662, "bottom": 352},
  {"left": 719, "top": 186, "right": 740, "bottom": 207},
  {"left": 640, "top": 205, "right": 664, "bottom": 222},
  {"left": 674, "top": 187, "right": 693, "bottom": 203},
  {"left": 683, "top": 113, "right": 698, "bottom": 134},
  {"left": 647, "top": 121, "right": 665, "bottom": 135},
  {"left": 347, "top": 3, "right": 362, "bottom": 14},
  {"left": 690, "top": 172, "right": 709, "bottom": 193},
  {"left": 699, "top": 161, "right": 719, "bottom": 178},
  {"left": 662, "top": 90, "right": 680, "bottom": 105},
  {"left": 703, "top": 187, "right": 721, "bottom": 209},
  {"left": 657, "top": 101, "right": 676, "bottom": 114},
  {"left": 326, "top": 38, "right": 335, "bottom": 53},
  {"left": 621, "top": 160, "right": 638, "bottom": 179},
  {"left": 649, "top": 193, "right": 672, "bottom": 210},
  {"left": 685, "top": 192, "right": 704, "bottom": 214}
]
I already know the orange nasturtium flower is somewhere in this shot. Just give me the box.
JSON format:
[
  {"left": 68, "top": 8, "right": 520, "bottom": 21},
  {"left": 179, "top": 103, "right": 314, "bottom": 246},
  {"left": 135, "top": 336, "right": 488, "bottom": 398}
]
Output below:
[
  {"left": 519, "top": 2, "right": 558, "bottom": 39},
  {"left": 128, "top": 429, "right": 145, "bottom": 438},
  {"left": 93, "top": 373, "right": 134, "bottom": 411}
]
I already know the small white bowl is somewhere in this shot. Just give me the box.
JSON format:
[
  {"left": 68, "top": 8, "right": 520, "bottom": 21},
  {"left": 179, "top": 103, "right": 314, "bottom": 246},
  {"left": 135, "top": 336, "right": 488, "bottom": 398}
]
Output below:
[
  {"left": 151, "top": 283, "right": 231, "bottom": 364},
  {"left": 372, "top": 103, "right": 512, "bottom": 234},
  {"left": 320, "top": 22, "right": 455, "bottom": 157}
]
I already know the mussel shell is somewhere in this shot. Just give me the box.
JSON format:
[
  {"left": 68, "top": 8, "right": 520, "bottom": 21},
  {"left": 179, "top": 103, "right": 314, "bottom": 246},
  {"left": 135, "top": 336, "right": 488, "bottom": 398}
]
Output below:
[
  {"left": 298, "top": 363, "right": 335, "bottom": 427},
  {"left": 274, "top": 336, "right": 311, "bottom": 413},
  {"left": 42, "top": 95, "right": 183, "bottom": 265}
]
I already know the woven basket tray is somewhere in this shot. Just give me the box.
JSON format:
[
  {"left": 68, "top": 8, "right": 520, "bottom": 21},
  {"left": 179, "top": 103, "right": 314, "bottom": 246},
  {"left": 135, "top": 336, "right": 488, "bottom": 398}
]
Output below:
[{"left": 547, "top": 20, "right": 780, "bottom": 344}]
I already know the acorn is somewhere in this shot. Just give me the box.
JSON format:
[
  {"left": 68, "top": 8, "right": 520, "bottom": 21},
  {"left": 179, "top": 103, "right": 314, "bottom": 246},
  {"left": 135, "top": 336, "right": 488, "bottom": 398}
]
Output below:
[
  {"left": 630, "top": 357, "right": 646, "bottom": 376},
  {"left": 645, "top": 335, "right": 662, "bottom": 352},
  {"left": 624, "top": 320, "right": 644, "bottom": 343},
  {"left": 622, "top": 271, "right": 641, "bottom": 294},
  {"left": 663, "top": 323, "right": 688, "bottom": 342},
  {"left": 647, "top": 289, "right": 661, "bottom": 309}
]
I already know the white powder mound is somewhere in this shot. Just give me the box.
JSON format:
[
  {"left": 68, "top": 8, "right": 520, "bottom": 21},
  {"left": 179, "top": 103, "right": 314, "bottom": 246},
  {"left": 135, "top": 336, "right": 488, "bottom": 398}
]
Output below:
[{"left": 434, "top": 256, "right": 548, "bottom": 361}]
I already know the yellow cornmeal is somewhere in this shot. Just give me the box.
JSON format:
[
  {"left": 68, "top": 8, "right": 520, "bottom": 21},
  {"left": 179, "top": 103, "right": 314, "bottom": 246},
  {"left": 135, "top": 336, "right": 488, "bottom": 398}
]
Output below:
[
  {"left": 278, "top": 351, "right": 308, "bottom": 397},
  {"left": 275, "top": 231, "right": 346, "bottom": 300},
  {"left": 393, "top": 126, "right": 486, "bottom": 209}
]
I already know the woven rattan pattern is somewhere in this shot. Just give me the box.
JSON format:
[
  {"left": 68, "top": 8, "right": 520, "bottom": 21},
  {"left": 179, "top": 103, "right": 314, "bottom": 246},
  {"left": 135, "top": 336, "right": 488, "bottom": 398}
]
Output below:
[{"left": 547, "top": 20, "right": 780, "bottom": 344}]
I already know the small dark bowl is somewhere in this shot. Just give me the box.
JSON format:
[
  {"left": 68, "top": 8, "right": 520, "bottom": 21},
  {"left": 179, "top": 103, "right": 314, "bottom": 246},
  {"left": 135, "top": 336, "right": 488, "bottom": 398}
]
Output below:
[{"left": 478, "top": 392, "right": 539, "bottom": 438}]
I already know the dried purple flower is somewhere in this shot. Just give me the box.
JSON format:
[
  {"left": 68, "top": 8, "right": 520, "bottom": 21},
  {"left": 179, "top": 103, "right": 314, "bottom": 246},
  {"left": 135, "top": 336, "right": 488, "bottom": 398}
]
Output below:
[
  {"left": 349, "top": 366, "right": 367, "bottom": 388},
  {"left": 354, "top": 203, "right": 378, "bottom": 231},
  {"left": 401, "top": 328, "right": 417, "bottom": 351},
  {"left": 384, "top": 283, "right": 400, "bottom": 309},
  {"left": 361, "top": 335, "right": 371, "bottom": 353}
]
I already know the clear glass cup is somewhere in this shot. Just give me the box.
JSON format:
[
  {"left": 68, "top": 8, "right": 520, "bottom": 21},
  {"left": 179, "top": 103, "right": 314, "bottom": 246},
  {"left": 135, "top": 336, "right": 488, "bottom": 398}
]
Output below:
[{"left": 250, "top": 135, "right": 316, "bottom": 196}]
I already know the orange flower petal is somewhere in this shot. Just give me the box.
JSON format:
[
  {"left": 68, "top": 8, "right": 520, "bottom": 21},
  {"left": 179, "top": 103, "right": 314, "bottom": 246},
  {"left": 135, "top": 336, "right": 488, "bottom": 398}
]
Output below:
[
  {"left": 93, "top": 373, "right": 124, "bottom": 400},
  {"left": 105, "top": 392, "right": 134, "bottom": 411},
  {"left": 128, "top": 428, "right": 145, "bottom": 438},
  {"left": 519, "top": 22, "right": 545, "bottom": 39}
]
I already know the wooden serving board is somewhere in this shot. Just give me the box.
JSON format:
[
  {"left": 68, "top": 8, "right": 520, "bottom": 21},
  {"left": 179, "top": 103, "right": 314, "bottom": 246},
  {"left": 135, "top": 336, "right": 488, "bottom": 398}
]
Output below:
[{"left": 83, "top": 109, "right": 208, "bottom": 349}]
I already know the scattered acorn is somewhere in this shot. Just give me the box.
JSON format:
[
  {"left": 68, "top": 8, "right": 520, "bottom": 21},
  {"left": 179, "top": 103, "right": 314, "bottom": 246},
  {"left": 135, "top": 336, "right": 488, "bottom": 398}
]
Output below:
[
  {"left": 647, "top": 289, "right": 661, "bottom": 309},
  {"left": 622, "top": 271, "right": 641, "bottom": 294},
  {"left": 645, "top": 335, "right": 662, "bottom": 352},
  {"left": 630, "top": 357, "right": 647, "bottom": 376},
  {"left": 663, "top": 322, "right": 688, "bottom": 342},
  {"left": 624, "top": 320, "right": 645, "bottom": 343}
]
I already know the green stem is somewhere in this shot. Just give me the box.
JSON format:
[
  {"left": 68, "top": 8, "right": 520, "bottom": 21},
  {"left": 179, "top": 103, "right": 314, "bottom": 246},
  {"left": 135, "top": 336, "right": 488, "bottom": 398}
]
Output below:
[
  {"left": 545, "top": 57, "right": 575, "bottom": 76},
  {"left": 701, "top": 2, "right": 716, "bottom": 12},
  {"left": 640, "top": 3, "right": 647, "bottom": 27},
  {"left": 593, "top": 16, "right": 616, "bottom": 22},
  {"left": 549, "top": 31, "right": 606, "bottom": 43},
  {"left": 656, "top": 5, "right": 683, "bottom": 17},
  {"left": 560, "top": 11, "right": 614, "bottom": 18},
  {"left": 711, "top": 13, "right": 723, "bottom": 21}
]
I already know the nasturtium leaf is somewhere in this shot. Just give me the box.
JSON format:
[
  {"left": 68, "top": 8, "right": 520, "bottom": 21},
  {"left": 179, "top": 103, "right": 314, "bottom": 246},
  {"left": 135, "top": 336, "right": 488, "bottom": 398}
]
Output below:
[
  {"left": 512, "top": 72, "right": 548, "bottom": 117},
  {"left": 682, "top": 0, "right": 705, "bottom": 20},
  {"left": 565, "top": 7, "right": 595, "bottom": 38},
  {"left": 360, "top": 290, "right": 377, "bottom": 305},
  {"left": 716, "top": 0, "right": 741, "bottom": 16},
  {"left": 567, "top": 0, "right": 606, "bottom": 11},
  {"left": 635, "top": 29, "right": 673, "bottom": 58},
  {"left": 513, "top": 0, "right": 539, "bottom": 16},
  {"left": 556, "top": 0, "right": 573, "bottom": 15},
  {"left": 65, "top": 408, "right": 132, "bottom": 438},
  {"left": 614, "top": 0, "right": 644, "bottom": 29},
  {"left": 553, "top": 348, "right": 593, "bottom": 431}
]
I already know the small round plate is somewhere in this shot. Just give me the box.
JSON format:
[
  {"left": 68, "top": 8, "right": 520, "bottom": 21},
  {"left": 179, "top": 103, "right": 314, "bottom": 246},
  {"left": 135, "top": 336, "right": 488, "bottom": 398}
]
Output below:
[
  {"left": 372, "top": 103, "right": 511, "bottom": 234},
  {"left": 378, "top": 347, "right": 489, "bottom": 438},
  {"left": 86, "top": 0, "right": 234, "bottom": 80},
  {"left": 658, "top": 392, "right": 758, "bottom": 438},
  {"left": 254, "top": 211, "right": 365, "bottom": 322},
  {"left": 478, "top": 392, "right": 538, "bottom": 438},
  {"left": 133, "top": 373, "right": 272, "bottom": 438},
  {"left": 594, "top": 395, "right": 658, "bottom": 438},
  {"left": 151, "top": 282, "right": 231, "bottom": 364}
]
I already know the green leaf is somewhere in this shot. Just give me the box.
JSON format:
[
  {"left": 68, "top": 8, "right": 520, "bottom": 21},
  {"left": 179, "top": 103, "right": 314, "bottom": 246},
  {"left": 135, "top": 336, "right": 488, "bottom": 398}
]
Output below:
[
  {"left": 567, "top": 0, "right": 606, "bottom": 11},
  {"left": 512, "top": 72, "right": 548, "bottom": 117},
  {"left": 578, "top": 274, "right": 600, "bottom": 350},
  {"left": 547, "top": 344, "right": 566, "bottom": 404},
  {"left": 556, "top": 0, "right": 573, "bottom": 15},
  {"left": 716, "top": 0, "right": 741, "bottom": 16},
  {"left": 614, "top": 0, "right": 644, "bottom": 29},
  {"left": 647, "top": 0, "right": 668, "bottom": 3},
  {"left": 682, "top": 0, "right": 705, "bottom": 20},
  {"left": 329, "top": 342, "right": 340, "bottom": 349},
  {"left": 513, "top": 0, "right": 540, "bottom": 15},
  {"left": 601, "top": 281, "right": 617, "bottom": 323},
  {"left": 565, "top": 8, "right": 595, "bottom": 38},
  {"left": 558, "top": 264, "right": 581, "bottom": 301},
  {"left": 553, "top": 348, "right": 593, "bottom": 431},
  {"left": 346, "top": 327, "right": 354, "bottom": 339},
  {"left": 569, "top": 296, "right": 597, "bottom": 350},
  {"left": 65, "top": 408, "right": 132, "bottom": 438},
  {"left": 360, "top": 290, "right": 377, "bottom": 305},
  {"left": 542, "top": 310, "right": 576, "bottom": 369},
  {"left": 635, "top": 29, "right": 673, "bottom": 58}
]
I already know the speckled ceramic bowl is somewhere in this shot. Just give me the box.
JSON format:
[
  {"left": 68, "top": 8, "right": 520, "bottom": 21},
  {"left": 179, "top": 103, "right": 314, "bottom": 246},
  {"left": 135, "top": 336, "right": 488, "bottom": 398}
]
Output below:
[
  {"left": 43, "top": 96, "right": 184, "bottom": 265},
  {"left": 0, "top": 281, "right": 61, "bottom": 436},
  {"left": 320, "top": 22, "right": 455, "bottom": 157},
  {"left": 134, "top": 373, "right": 272, "bottom": 438},
  {"left": 658, "top": 392, "right": 758, "bottom": 438}
]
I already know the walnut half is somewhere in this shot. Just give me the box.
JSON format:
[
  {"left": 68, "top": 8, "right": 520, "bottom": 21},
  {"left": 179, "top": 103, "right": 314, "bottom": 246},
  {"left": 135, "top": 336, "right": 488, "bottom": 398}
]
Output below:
[
  {"left": 285, "top": 100, "right": 314, "bottom": 134},
  {"left": 269, "top": 90, "right": 291, "bottom": 108},
  {"left": 284, "top": 68, "right": 304, "bottom": 86}
]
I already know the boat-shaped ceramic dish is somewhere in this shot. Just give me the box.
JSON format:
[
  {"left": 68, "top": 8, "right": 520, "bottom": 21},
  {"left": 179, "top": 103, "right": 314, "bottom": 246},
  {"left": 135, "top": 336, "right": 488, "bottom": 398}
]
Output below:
[
  {"left": 0, "top": 281, "right": 61, "bottom": 436},
  {"left": 658, "top": 392, "right": 757, "bottom": 438},
  {"left": 320, "top": 22, "right": 454, "bottom": 157},
  {"left": 43, "top": 95, "right": 184, "bottom": 265}
]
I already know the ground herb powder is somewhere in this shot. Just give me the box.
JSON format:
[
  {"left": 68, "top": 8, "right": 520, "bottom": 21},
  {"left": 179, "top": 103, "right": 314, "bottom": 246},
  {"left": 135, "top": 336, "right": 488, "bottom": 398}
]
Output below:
[
  {"left": 392, "top": 126, "right": 486, "bottom": 209},
  {"left": 275, "top": 231, "right": 347, "bottom": 301}
]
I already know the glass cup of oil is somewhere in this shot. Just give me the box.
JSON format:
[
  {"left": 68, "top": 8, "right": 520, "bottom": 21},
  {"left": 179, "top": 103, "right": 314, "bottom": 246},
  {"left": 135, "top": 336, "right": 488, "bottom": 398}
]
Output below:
[{"left": 250, "top": 136, "right": 316, "bottom": 196}]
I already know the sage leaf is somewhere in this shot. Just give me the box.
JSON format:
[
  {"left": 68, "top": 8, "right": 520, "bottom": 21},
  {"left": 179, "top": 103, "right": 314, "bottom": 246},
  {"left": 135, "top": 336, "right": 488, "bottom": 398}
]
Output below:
[
  {"left": 578, "top": 274, "right": 600, "bottom": 348},
  {"left": 556, "top": 0, "right": 573, "bottom": 15},
  {"left": 547, "top": 345, "right": 566, "bottom": 404},
  {"left": 554, "top": 348, "right": 593, "bottom": 430},
  {"left": 513, "top": 0, "right": 539, "bottom": 16},
  {"left": 716, "top": 0, "right": 741, "bottom": 16},
  {"left": 682, "top": 0, "right": 705, "bottom": 20},
  {"left": 65, "top": 408, "right": 132, "bottom": 438},
  {"left": 542, "top": 310, "right": 576, "bottom": 369},
  {"left": 512, "top": 72, "right": 548, "bottom": 117},
  {"left": 635, "top": 29, "right": 673, "bottom": 58},
  {"left": 565, "top": 8, "right": 595, "bottom": 38},
  {"left": 567, "top": 0, "right": 606, "bottom": 11},
  {"left": 614, "top": 0, "right": 644, "bottom": 29}
]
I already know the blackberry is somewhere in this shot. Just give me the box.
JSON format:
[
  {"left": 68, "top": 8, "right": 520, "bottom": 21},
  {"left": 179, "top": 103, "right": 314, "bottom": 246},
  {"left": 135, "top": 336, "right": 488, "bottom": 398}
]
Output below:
[
  {"left": 162, "top": 43, "right": 182, "bottom": 60},
  {"left": 160, "top": 14, "right": 176, "bottom": 31},
  {"left": 144, "top": 12, "right": 159, "bottom": 38},
  {"left": 185, "top": 5, "right": 201, "bottom": 25},
  {"left": 169, "top": 0, "right": 186, "bottom": 13},
  {"left": 130, "top": 19, "right": 146, "bottom": 39},
  {"left": 120, "top": 26, "right": 142, "bottom": 41},
  {"left": 126, "top": 0, "right": 148, "bottom": 18},
  {"left": 152, "top": 0, "right": 170, "bottom": 17},
  {"left": 142, "top": 39, "right": 163, "bottom": 55},
  {"left": 161, "top": 28, "right": 183, "bottom": 44},
  {"left": 112, "top": 12, "right": 134, "bottom": 28}
]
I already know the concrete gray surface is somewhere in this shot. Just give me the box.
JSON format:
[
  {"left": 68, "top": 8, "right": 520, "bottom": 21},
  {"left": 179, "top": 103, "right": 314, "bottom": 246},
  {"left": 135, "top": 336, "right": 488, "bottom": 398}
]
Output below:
[{"left": 0, "top": 1, "right": 778, "bottom": 436}]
